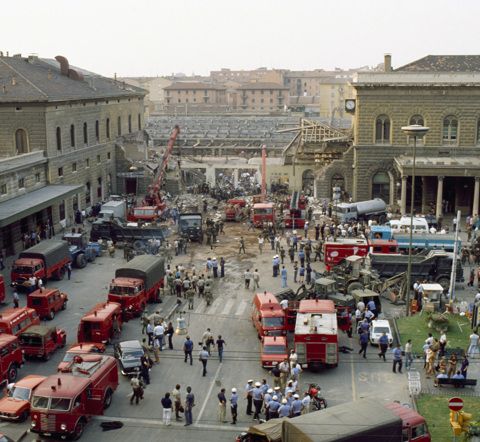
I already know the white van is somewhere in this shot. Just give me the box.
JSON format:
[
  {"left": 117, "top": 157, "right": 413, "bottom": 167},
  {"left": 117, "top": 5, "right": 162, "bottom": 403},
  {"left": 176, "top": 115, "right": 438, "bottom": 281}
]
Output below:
[{"left": 388, "top": 216, "right": 429, "bottom": 234}]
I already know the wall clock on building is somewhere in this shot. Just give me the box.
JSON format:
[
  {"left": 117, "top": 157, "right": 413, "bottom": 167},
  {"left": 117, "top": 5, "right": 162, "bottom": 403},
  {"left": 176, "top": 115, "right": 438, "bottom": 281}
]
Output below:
[{"left": 345, "top": 99, "right": 356, "bottom": 112}]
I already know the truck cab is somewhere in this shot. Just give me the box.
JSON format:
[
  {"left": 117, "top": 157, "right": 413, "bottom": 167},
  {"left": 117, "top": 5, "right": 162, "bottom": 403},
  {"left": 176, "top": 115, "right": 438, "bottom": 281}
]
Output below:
[
  {"left": 63, "top": 233, "right": 96, "bottom": 268},
  {"left": 11, "top": 259, "right": 45, "bottom": 293},
  {"left": 252, "top": 292, "right": 285, "bottom": 338},
  {"left": 260, "top": 336, "right": 288, "bottom": 369},
  {"left": 225, "top": 199, "right": 246, "bottom": 221},
  {"left": 27, "top": 288, "right": 68, "bottom": 320},
  {"left": 369, "top": 239, "right": 399, "bottom": 254},
  {"left": 19, "top": 325, "right": 66, "bottom": 360},
  {"left": 109, "top": 277, "right": 145, "bottom": 318},
  {"left": 0, "top": 334, "right": 24, "bottom": 385},
  {"left": 252, "top": 203, "right": 275, "bottom": 227},
  {"left": 178, "top": 213, "right": 203, "bottom": 242},
  {"left": 30, "top": 355, "right": 119, "bottom": 440},
  {"left": 77, "top": 302, "right": 122, "bottom": 344},
  {"left": 323, "top": 238, "right": 369, "bottom": 271}
]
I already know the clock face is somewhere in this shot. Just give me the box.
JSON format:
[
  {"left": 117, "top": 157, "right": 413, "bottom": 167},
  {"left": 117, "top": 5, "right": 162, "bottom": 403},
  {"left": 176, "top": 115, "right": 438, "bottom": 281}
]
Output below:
[{"left": 345, "top": 99, "right": 355, "bottom": 111}]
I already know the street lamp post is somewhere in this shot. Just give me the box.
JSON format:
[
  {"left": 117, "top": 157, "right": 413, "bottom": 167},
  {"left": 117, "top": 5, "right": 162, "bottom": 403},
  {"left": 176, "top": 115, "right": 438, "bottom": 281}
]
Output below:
[{"left": 401, "top": 124, "right": 429, "bottom": 316}]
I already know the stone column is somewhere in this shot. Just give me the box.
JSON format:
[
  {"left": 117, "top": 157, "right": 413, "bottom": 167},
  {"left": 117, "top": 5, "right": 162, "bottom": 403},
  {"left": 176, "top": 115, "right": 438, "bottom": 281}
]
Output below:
[
  {"left": 233, "top": 169, "right": 239, "bottom": 188},
  {"left": 436, "top": 176, "right": 444, "bottom": 219},
  {"left": 421, "top": 177, "right": 427, "bottom": 214},
  {"left": 400, "top": 176, "right": 407, "bottom": 215},
  {"left": 205, "top": 166, "right": 216, "bottom": 187},
  {"left": 473, "top": 177, "right": 480, "bottom": 217}
]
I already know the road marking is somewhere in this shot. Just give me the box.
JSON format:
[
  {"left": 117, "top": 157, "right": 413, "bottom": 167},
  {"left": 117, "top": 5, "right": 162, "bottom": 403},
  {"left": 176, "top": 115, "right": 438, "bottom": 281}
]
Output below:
[
  {"left": 350, "top": 340, "right": 357, "bottom": 401},
  {"left": 195, "top": 363, "right": 223, "bottom": 425},
  {"left": 194, "top": 300, "right": 206, "bottom": 314},
  {"left": 206, "top": 297, "right": 222, "bottom": 315},
  {"left": 235, "top": 300, "right": 248, "bottom": 317},
  {"left": 93, "top": 415, "right": 246, "bottom": 431},
  {"left": 221, "top": 299, "right": 235, "bottom": 315}
]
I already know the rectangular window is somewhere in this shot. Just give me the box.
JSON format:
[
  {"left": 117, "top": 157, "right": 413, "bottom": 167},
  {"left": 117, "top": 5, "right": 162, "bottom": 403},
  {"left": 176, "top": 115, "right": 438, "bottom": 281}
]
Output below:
[
  {"left": 35, "top": 173, "right": 40, "bottom": 183},
  {"left": 0, "top": 184, "right": 6, "bottom": 195},
  {"left": 95, "top": 120, "right": 99, "bottom": 142},
  {"left": 107, "top": 152, "right": 111, "bottom": 160},
  {"left": 97, "top": 155, "right": 101, "bottom": 164},
  {"left": 72, "top": 162, "right": 77, "bottom": 173},
  {"left": 58, "top": 167, "right": 63, "bottom": 177},
  {"left": 18, "top": 178, "right": 25, "bottom": 188},
  {"left": 86, "top": 158, "right": 90, "bottom": 168}
]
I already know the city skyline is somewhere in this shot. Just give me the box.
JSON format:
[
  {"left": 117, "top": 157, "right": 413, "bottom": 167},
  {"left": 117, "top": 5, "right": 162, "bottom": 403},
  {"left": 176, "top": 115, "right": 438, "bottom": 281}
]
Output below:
[{"left": 2, "top": 0, "right": 479, "bottom": 77}]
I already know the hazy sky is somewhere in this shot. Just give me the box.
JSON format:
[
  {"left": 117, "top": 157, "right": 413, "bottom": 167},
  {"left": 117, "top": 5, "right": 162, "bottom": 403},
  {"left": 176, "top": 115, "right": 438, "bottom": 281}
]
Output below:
[{"left": 3, "top": 0, "right": 480, "bottom": 77}]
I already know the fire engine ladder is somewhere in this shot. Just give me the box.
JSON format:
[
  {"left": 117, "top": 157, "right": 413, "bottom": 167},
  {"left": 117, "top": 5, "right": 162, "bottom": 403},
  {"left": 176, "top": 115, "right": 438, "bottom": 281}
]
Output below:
[{"left": 290, "top": 191, "right": 300, "bottom": 210}]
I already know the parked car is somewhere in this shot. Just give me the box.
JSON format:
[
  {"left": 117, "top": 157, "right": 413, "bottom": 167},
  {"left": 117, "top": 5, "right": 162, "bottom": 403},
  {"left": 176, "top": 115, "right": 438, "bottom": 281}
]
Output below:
[
  {"left": 19, "top": 325, "right": 66, "bottom": 360},
  {"left": 0, "top": 375, "right": 46, "bottom": 422},
  {"left": 57, "top": 342, "right": 106, "bottom": 372},
  {"left": 114, "top": 340, "right": 145, "bottom": 376},
  {"left": 27, "top": 288, "right": 68, "bottom": 320},
  {"left": 369, "top": 319, "right": 393, "bottom": 346}
]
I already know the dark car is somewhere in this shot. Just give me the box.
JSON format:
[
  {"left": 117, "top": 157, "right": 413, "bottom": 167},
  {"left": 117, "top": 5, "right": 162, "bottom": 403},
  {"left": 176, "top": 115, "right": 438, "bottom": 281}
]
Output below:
[{"left": 114, "top": 340, "right": 145, "bottom": 376}]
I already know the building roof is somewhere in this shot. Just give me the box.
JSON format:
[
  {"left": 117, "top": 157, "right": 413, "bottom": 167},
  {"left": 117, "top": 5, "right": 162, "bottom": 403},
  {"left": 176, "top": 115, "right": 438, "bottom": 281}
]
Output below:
[
  {"left": 237, "top": 82, "right": 289, "bottom": 90},
  {"left": 396, "top": 55, "right": 480, "bottom": 72},
  {"left": 82, "top": 302, "right": 121, "bottom": 322},
  {"left": 164, "top": 82, "right": 225, "bottom": 91},
  {"left": 0, "top": 55, "right": 146, "bottom": 103},
  {"left": 0, "top": 185, "right": 83, "bottom": 228}
]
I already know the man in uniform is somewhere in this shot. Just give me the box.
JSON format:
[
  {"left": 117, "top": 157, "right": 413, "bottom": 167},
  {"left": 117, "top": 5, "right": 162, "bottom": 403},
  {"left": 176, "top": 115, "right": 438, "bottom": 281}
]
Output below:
[
  {"left": 252, "top": 381, "right": 263, "bottom": 421},
  {"left": 244, "top": 380, "right": 254, "bottom": 415}
]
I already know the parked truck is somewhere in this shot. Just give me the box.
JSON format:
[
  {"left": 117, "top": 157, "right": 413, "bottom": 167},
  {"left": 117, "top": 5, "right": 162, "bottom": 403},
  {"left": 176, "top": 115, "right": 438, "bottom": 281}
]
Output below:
[
  {"left": 30, "top": 354, "right": 119, "bottom": 440},
  {"left": 237, "top": 399, "right": 430, "bottom": 442},
  {"left": 370, "top": 250, "right": 464, "bottom": 289},
  {"left": 394, "top": 233, "right": 459, "bottom": 252},
  {"left": 108, "top": 255, "right": 165, "bottom": 319},
  {"left": 11, "top": 240, "right": 71, "bottom": 292},
  {"left": 332, "top": 198, "right": 387, "bottom": 224},
  {"left": 98, "top": 200, "right": 126, "bottom": 221},
  {"left": 178, "top": 213, "right": 203, "bottom": 242},
  {"left": 89, "top": 219, "right": 167, "bottom": 244}
]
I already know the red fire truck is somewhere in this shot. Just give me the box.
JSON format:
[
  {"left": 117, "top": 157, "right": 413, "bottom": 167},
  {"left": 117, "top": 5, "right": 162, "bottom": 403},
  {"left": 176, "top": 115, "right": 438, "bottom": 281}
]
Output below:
[
  {"left": 30, "top": 354, "right": 119, "bottom": 440},
  {"left": 323, "top": 238, "right": 369, "bottom": 271},
  {"left": 77, "top": 302, "right": 122, "bottom": 344},
  {"left": 108, "top": 255, "right": 165, "bottom": 319},
  {"left": 252, "top": 203, "right": 275, "bottom": 227},
  {"left": 225, "top": 199, "right": 246, "bottom": 221},
  {"left": 284, "top": 192, "right": 308, "bottom": 229},
  {"left": 293, "top": 299, "right": 338, "bottom": 370}
]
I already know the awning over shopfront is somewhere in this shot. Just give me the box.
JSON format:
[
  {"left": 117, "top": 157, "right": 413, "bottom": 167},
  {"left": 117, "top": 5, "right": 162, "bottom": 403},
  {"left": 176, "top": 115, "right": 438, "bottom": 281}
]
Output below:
[
  {"left": 395, "top": 155, "right": 480, "bottom": 177},
  {"left": 0, "top": 185, "right": 83, "bottom": 228}
]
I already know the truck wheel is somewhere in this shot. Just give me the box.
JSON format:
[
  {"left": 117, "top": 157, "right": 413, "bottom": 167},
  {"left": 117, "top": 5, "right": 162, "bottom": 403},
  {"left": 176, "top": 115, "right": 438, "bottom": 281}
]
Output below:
[
  {"left": 73, "top": 419, "right": 86, "bottom": 441},
  {"left": 7, "top": 364, "right": 17, "bottom": 383},
  {"left": 347, "top": 282, "right": 364, "bottom": 294},
  {"left": 76, "top": 253, "right": 87, "bottom": 269},
  {"left": 103, "top": 388, "right": 113, "bottom": 409},
  {"left": 437, "top": 277, "right": 449, "bottom": 291},
  {"left": 49, "top": 309, "right": 55, "bottom": 320}
]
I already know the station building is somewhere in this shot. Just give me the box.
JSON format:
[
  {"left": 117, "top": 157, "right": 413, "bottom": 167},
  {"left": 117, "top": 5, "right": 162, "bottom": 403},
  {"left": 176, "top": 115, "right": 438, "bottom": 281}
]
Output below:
[{"left": 0, "top": 54, "right": 145, "bottom": 255}]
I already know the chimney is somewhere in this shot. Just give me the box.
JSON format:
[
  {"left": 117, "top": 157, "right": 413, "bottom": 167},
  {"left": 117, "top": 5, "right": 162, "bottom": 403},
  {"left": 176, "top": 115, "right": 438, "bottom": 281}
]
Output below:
[
  {"left": 384, "top": 53, "right": 392, "bottom": 72},
  {"left": 55, "top": 55, "right": 70, "bottom": 76},
  {"left": 114, "top": 72, "right": 117, "bottom": 82}
]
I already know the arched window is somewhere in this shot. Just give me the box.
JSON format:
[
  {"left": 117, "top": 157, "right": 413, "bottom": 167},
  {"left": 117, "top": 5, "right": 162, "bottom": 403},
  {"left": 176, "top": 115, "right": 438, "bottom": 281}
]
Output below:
[
  {"left": 442, "top": 115, "right": 458, "bottom": 145},
  {"left": 117, "top": 116, "right": 121, "bottom": 136},
  {"left": 70, "top": 124, "right": 75, "bottom": 148},
  {"left": 372, "top": 171, "right": 390, "bottom": 202},
  {"left": 15, "top": 129, "right": 28, "bottom": 154},
  {"left": 128, "top": 115, "right": 132, "bottom": 133},
  {"left": 56, "top": 127, "right": 62, "bottom": 150},
  {"left": 83, "top": 122, "right": 88, "bottom": 145},
  {"left": 375, "top": 115, "right": 391, "bottom": 144},
  {"left": 106, "top": 118, "right": 110, "bottom": 139},
  {"left": 95, "top": 120, "right": 99, "bottom": 142}
]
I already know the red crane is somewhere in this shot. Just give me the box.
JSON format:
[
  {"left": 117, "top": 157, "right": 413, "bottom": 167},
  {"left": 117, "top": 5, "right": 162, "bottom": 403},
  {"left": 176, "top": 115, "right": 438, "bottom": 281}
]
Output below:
[{"left": 129, "top": 125, "right": 180, "bottom": 222}]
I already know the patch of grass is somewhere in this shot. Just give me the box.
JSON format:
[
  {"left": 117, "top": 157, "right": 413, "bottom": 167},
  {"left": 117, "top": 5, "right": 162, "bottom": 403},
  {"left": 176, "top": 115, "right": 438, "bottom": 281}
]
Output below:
[
  {"left": 416, "top": 394, "right": 480, "bottom": 442},
  {"left": 396, "top": 313, "right": 471, "bottom": 355}
]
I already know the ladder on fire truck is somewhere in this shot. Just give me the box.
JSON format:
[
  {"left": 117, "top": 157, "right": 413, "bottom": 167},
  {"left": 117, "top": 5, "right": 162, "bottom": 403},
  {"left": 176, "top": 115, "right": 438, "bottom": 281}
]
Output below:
[{"left": 290, "top": 191, "right": 300, "bottom": 210}]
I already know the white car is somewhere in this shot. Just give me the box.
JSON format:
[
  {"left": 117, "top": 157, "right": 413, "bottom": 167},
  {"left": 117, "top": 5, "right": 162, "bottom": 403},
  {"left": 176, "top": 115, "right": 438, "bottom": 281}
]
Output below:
[{"left": 369, "top": 319, "right": 393, "bottom": 345}]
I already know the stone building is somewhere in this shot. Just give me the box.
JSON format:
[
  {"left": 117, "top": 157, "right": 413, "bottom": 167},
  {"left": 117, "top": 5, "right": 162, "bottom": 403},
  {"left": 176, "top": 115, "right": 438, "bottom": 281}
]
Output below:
[
  {"left": 164, "top": 82, "right": 227, "bottom": 113},
  {"left": 236, "top": 82, "right": 289, "bottom": 112},
  {"left": 0, "top": 54, "right": 145, "bottom": 255},
  {"left": 315, "top": 54, "right": 480, "bottom": 219}
]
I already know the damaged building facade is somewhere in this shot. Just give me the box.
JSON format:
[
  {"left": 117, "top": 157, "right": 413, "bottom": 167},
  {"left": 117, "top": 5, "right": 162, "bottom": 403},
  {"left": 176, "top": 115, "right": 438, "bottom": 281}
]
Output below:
[
  {"left": 0, "top": 54, "right": 145, "bottom": 255},
  {"left": 315, "top": 54, "right": 480, "bottom": 218}
]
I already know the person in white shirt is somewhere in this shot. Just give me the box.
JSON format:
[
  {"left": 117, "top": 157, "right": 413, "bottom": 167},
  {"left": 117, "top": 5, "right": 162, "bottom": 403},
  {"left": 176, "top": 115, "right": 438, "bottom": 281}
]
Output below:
[
  {"left": 280, "top": 299, "right": 289, "bottom": 310},
  {"left": 154, "top": 323, "right": 165, "bottom": 351},
  {"left": 289, "top": 350, "right": 298, "bottom": 366},
  {"left": 301, "top": 392, "right": 311, "bottom": 414},
  {"left": 404, "top": 339, "right": 413, "bottom": 370},
  {"left": 468, "top": 331, "right": 479, "bottom": 357}
]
